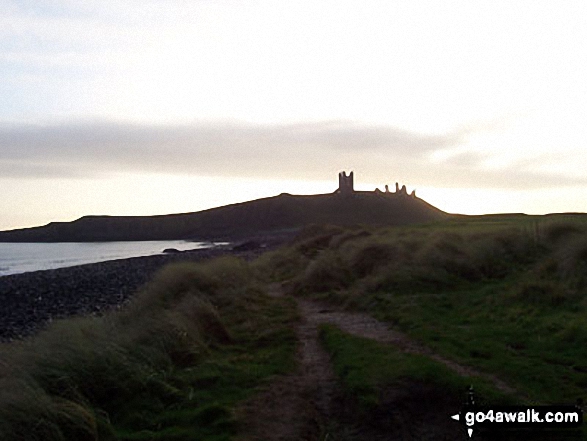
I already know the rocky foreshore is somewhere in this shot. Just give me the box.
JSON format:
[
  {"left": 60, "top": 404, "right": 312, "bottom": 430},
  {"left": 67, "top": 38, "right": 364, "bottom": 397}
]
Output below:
[{"left": 0, "top": 233, "right": 293, "bottom": 341}]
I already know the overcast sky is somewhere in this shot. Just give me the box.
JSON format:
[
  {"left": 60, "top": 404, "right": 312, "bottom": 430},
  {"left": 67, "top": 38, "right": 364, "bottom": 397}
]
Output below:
[{"left": 1, "top": 0, "right": 586, "bottom": 230}]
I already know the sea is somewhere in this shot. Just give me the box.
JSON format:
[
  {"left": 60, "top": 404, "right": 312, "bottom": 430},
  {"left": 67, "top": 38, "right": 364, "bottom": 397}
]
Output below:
[{"left": 0, "top": 241, "right": 220, "bottom": 277}]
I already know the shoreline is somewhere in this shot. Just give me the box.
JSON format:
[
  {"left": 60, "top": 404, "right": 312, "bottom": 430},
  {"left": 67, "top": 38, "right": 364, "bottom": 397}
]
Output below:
[
  {"left": 0, "top": 233, "right": 294, "bottom": 341},
  {"left": 0, "top": 240, "right": 224, "bottom": 277}
]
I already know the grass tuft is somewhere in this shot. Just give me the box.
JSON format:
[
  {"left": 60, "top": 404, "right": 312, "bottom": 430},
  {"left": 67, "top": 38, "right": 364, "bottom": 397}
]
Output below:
[
  {"left": 0, "top": 256, "right": 297, "bottom": 440},
  {"left": 541, "top": 221, "right": 585, "bottom": 244}
]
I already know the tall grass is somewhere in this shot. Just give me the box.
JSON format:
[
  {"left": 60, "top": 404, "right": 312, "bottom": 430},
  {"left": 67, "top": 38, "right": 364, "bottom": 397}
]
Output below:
[
  {"left": 0, "top": 256, "right": 297, "bottom": 440},
  {"left": 264, "top": 218, "right": 587, "bottom": 300},
  {"left": 279, "top": 224, "right": 544, "bottom": 300}
]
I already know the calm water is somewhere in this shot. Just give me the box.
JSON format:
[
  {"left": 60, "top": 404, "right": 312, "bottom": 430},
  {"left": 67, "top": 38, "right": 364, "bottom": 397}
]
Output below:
[{"left": 0, "top": 241, "right": 219, "bottom": 276}]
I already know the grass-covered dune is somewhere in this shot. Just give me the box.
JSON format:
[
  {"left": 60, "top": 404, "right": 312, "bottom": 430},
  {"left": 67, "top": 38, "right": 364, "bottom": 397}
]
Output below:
[
  {"left": 0, "top": 257, "right": 297, "bottom": 441},
  {"left": 259, "top": 214, "right": 587, "bottom": 407}
]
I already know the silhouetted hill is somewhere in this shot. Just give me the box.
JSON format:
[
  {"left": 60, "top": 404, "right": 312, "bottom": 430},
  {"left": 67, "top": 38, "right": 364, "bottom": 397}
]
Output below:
[{"left": 0, "top": 192, "right": 448, "bottom": 242}]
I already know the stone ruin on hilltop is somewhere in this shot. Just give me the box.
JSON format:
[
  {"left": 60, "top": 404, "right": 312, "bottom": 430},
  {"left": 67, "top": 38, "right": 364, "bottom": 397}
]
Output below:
[{"left": 334, "top": 170, "right": 416, "bottom": 198}]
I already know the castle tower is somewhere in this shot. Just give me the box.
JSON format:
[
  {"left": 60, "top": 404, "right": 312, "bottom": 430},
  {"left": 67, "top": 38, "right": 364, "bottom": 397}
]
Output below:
[{"left": 338, "top": 171, "right": 354, "bottom": 195}]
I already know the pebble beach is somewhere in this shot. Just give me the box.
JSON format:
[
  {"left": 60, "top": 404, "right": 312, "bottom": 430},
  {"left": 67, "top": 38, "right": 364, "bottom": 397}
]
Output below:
[{"left": 0, "top": 234, "right": 291, "bottom": 341}]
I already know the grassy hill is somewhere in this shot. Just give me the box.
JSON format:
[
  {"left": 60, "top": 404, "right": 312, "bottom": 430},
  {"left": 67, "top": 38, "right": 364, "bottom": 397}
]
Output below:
[{"left": 0, "top": 192, "right": 447, "bottom": 242}]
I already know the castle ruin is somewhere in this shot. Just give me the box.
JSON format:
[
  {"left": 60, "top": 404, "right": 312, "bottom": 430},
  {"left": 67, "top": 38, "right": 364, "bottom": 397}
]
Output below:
[
  {"left": 335, "top": 171, "right": 416, "bottom": 198},
  {"left": 337, "top": 171, "right": 354, "bottom": 195}
]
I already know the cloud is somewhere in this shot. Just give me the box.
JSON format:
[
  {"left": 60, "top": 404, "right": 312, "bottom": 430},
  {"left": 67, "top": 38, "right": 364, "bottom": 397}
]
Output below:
[
  {"left": 0, "top": 119, "right": 584, "bottom": 191},
  {"left": 0, "top": 120, "right": 455, "bottom": 177}
]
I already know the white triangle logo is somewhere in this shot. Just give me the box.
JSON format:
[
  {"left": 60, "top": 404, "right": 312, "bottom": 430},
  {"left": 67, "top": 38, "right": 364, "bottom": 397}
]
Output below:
[
  {"left": 451, "top": 413, "right": 460, "bottom": 421},
  {"left": 468, "top": 428, "right": 473, "bottom": 438}
]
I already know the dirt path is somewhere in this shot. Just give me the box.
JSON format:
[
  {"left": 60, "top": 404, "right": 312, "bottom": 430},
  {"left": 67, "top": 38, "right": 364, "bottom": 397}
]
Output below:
[
  {"left": 236, "top": 284, "right": 518, "bottom": 440},
  {"left": 236, "top": 284, "right": 339, "bottom": 440},
  {"left": 299, "top": 300, "right": 516, "bottom": 395}
]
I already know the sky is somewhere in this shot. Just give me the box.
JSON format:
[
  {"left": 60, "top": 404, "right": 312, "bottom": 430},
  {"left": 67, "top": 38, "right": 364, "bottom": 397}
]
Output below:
[{"left": 1, "top": 0, "right": 586, "bottom": 230}]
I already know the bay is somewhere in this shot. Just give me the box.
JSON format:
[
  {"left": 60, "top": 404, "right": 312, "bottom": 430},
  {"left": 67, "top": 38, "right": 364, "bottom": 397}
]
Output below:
[{"left": 0, "top": 241, "right": 219, "bottom": 276}]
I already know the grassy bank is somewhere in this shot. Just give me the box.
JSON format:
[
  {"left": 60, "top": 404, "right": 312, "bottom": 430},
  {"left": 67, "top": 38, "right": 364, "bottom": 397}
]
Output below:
[
  {"left": 0, "top": 257, "right": 297, "bottom": 440},
  {"left": 255, "top": 214, "right": 587, "bottom": 405}
]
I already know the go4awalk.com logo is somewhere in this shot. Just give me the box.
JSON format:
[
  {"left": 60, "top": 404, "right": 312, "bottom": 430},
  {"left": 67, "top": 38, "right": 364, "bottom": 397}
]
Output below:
[{"left": 450, "top": 389, "right": 583, "bottom": 438}]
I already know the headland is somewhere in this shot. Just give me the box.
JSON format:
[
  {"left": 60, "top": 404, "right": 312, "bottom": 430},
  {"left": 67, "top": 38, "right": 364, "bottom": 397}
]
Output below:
[{"left": 0, "top": 172, "right": 447, "bottom": 242}]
